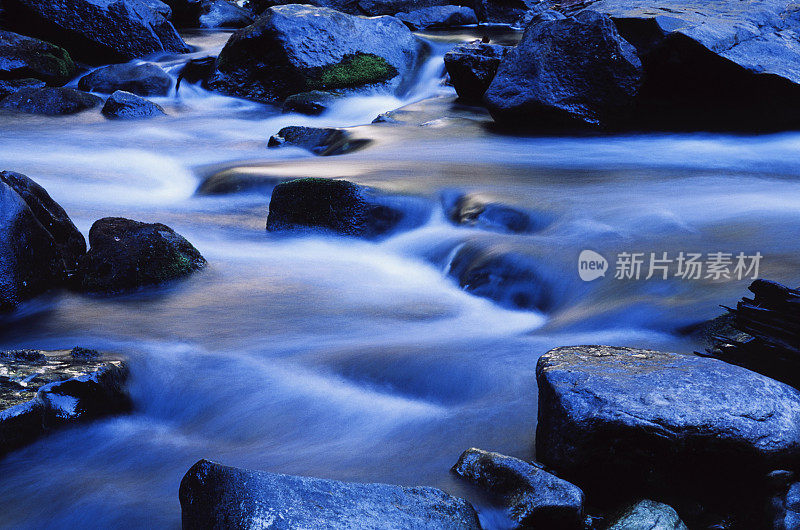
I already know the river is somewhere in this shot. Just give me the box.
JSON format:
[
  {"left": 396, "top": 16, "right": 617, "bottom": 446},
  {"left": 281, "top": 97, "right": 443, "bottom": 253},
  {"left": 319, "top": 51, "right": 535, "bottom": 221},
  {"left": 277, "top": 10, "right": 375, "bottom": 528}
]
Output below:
[{"left": 0, "top": 27, "right": 799, "bottom": 529}]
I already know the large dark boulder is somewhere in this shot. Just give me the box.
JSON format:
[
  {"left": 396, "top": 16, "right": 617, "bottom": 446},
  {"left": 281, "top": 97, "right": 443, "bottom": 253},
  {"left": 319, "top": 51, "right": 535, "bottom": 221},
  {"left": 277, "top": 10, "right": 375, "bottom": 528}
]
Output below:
[
  {"left": 2, "top": 0, "right": 190, "bottom": 64},
  {"left": 452, "top": 448, "right": 584, "bottom": 529},
  {"left": 79, "top": 217, "right": 206, "bottom": 294},
  {"left": 165, "top": 0, "right": 253, "bottom": 28},
  {"left": 606, "top": 500, "right": 688, "bottom": 530},
  {"left": 0, "top": 30, "right": 76, "bottom": 86},
  {"left": 536, "top": 345, "right": 800, "bottom": 523},
  {"left": 207, "top": 4, "right": 426, "bottom": 103},
  {"left": 267, "top": 126, "right": 370, "bottom": 156},
  {"left": 444, "top": 41, "right": 508, "bottom": 104},
  {"left": 179, "top": 459, "right": 482, "bottom": 529},
  {"left": 396, "top": 6, "right": 477, "bottom": 30},
  {"left": 0, "top": 87, "right": 103, "bottom": 115},
  {"left": 0, "top": 171, "right": 85, "bottom": 312},
  {"left": 78, "top": 62, "right": 172, "bottom": 96},
  {"left": 102, "top": 90, "right": 166, "bottom": 119},
  {"left": 358, "top": 0, "right": 462, "bottom": 16},
  {"left": 584, "top": 0, "right": 800, "bottom": 130},
  {"left": 245, "top": 0, "right": 362, "bottom": 16},
  {"left": 0, "top": 79, "right": 45, "bottom": 99},
  {"left": 266, "top": 178, "right": 431, "bottom": 239},
  {"left": 473, "top": 0, "right": 539, "bottom": 24},
  {"left": 0, "top": 348, "right": 130, "bottom": 456},
  {"left": 485, "top": 10, "right": 642, "bottom": 129}
]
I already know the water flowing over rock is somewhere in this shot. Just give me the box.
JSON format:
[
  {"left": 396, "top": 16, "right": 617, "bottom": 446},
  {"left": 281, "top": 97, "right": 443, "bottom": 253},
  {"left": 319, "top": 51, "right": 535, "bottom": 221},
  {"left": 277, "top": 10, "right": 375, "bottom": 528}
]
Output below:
[
  {"left": 0, "top": 86, "right": 103, "bottom": 115},
  {"left": 266, "top": 178, "right": 432, "bottom": 238},
  {"left": 78, "top": 63, "right": 172, "bottom": 96},
  {"left": 582, "top": 0, "right": 800, "bottom": 130},
  {"left": 207, "top": 4, "right": 426, "bottom": 103},
  {"left": 444, "top": 41, "right": 508, "bottom": 104},
  {"left": 79, "top": 217, "right": 206, "bottom": 294},
  {"left": 396, "top": 6, "right": 477, "bottom": 30},
  {"left": 102, "top": 90, "right": 166, "bottom": 119},
  {"left": 179, "top": 459, "right": 482, "bottom": 529},
  {"left": 0, "top": 348, "right": 130, "bottom": 457},
  {"left": 485, "top": 10, "right": 642, "bottom": 129},
  {"left": 606, "top": 500, "right": 688, "bottom": 530},
  {"left": 1, "top": 0, "right": 190, "bottom": 64},
  {"left": 0, "top": 171, "right": 85, "bottom": 312},
  {"left": 443, "top": 191, "right": 544, "bottom": 234},
  {"left": 536, "top": 345, "right": 800, "bottom": 523},
  {"left": 267, "top": 126, "right": 370, "bottom": 156},
  {"left": 452, "top": 448, "right": 584, "bottom": 529},
  {"left": 0, "top": 30, "right": 76, "bottom": 86}
]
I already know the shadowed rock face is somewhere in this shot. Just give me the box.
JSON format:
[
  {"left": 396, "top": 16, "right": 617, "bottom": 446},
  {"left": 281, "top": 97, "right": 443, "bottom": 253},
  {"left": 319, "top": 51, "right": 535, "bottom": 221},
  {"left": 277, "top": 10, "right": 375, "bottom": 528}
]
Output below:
[
  {"left": 536, "top": 346, "right": 800, "bottom": 523},
  {"left": 78, "top": 63, "right": 172, "bottom": 97},
  {"left": 79, "top": 217, "right": 206, "bottom": 294},
  {"left": 0, "top": 30, "right": 76, "bottom": 86},
  {"left": 584, "top": 0, "right": 800, "bottom": 130},
  {"left": 0, "top": 87, "right": 103, "bottom": 115},
  {"left": 267, "top": 126, "right": 371, "bottom": 156},
  {"left": 207, "top": 4, "right": 425, "bottom": 103},
  {"left": 395, "top": 6, "right": 477, "bottom": 30},
  {"left": 0, "top": 348, "right": 130, "bottom": 457},
  {"left": 1, "top": 0, "right": 189, "bottom": 64},
  {"left": 179, "top": 459, "right": 482, "bottom": 529},
  {"left": 452, "top": 448, "right": 584, "bottom": 529},
  {"left": 444, "top": 41, "right": 508, "bottom": 104},
  {"left": 0, "top": 171, "right": 85, "bottom": 312},
  {"left": 485, "top": 10, "right": 642, "bottom": 129},
  {"left": 102, "top": 90, "right": 166, "bottom": 119}
]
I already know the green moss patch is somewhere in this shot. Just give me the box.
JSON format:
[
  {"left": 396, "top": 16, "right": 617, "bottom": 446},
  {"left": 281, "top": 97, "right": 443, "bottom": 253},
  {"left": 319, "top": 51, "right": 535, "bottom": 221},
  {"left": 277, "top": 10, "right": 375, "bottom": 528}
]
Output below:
[{"left": 304, "top": 53, "right": 398, "bottom": 91}]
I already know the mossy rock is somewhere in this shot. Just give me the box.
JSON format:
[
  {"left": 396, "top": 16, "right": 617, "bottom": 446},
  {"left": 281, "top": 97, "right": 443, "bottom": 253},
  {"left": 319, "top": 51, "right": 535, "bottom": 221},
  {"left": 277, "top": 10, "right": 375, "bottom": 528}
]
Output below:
[
  {"left": 303, "top": 53, "right": 398, "bottom": 91},
  {"left": 0, "top": 30, "right": 76, "bottom": 85}
]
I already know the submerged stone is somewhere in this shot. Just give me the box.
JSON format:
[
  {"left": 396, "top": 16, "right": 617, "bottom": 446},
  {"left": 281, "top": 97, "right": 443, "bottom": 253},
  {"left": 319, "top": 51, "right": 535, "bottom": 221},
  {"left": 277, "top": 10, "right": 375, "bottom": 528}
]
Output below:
[
  {"left": 0, "top": 349, "right": 130, "bottom": 456},
  {"left": 267, "top": 126, "right": 370, "bottom": 156},
  {"left": 180, "top": 459, "right": 482, "bottom": 529}
]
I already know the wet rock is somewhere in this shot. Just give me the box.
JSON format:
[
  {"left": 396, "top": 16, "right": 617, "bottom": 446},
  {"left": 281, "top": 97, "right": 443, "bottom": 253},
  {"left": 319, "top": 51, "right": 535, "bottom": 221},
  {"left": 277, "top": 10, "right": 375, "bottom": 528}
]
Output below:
[
  {"left": 485, "top": 10, "right": 642, "bottom": 129},
  {"left": 207, "top": 4, "right": 425, "bottom": 103},
  {"left": 266, "top": 178, "right": 431, "bottom": 238},
  {"left": 0, "top": 348, "right": 130, "bottom": 457},
  {"left": 444, "top": 41, "right": 508, "bottom": 104},
  {"left": 607, "top": 500, "right": 688, "bottom": 530},
  {"left": 536, "top": 345, "right": 800, "bottom": 520},
  {"left": 769, "top": 471, "right": 800, "bottom": 530},
  {"left": 102, "top": 90, "right": 166, "bottom": 119},
  {"left": 2, "top": 0, "right": 190, "bottom": 64},
  {"left": 78, "top": 63, "right": 172, "bottom": 97},
  {"left": 166, "top": 0, "right": 253, "bottom": 28},
  {"left": 282, "top": 91, "right": 342, "bottom": 115},
  {"left": 396, "top": 6, "right": 477, "bottom": 30},
  {"left": 0, "top": 87, "right": 103, "bottom": 115},
  {"left": 196, "top": 169, "right": 294, "bottom": 195},
  {"left": 245, "top": 0, "right": 362, "bottom": 16},
  {"left": 452, "top": 448, "right": 584, "bottom": 529},
  {"left": 176, "top": 56, "right": 216, "bottom": 91},
  {"left": 79, "top": 217, "right": 206, "bottom": 294},
  {"left": 358, "top": 0, "right": 458, "bottom": 16},
  {"left": 0, "top": 171, "right": 85, "bottom": 312},
  {"left": 0, "top": 78, "right": 46, "bottom": 100},
  {"left": 143, "top": 0, "right": 173, "bottom": 18},
  {"left": 443, "top": 192, "right": 544, "bottom": 234},
  {"left": 267, "top": 126, "right": 370, "bottom": 156},
  {"left": 0, "top": 30, "right": 76, "bottom": 86},
  {"left": 180, "top": 459, "right": 482, "bottom": 529},
  {"left": 473, "top": 0, "right": 539, "bottom": 24},
  {"left": 447, "top": 243, "right": 551, "bottom": 311},
  {"left": 586, "top": 0, "right": 800, "bottom": 130}
]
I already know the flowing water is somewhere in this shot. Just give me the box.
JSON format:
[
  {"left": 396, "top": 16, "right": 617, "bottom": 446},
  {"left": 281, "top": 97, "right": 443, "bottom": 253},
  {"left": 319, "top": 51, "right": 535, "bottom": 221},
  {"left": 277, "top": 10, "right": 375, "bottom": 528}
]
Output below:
[{"left": 1, "top": 28, "right": 799, "bottom": 529}]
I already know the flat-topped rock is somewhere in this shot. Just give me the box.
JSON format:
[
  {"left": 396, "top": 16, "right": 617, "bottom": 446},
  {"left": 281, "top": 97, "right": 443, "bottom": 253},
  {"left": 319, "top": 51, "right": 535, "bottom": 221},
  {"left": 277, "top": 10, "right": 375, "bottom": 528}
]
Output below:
[
  {"left": 180, "top": 459, "right": 481, "bottom": 529},
  {"left": 536, "top": 345, "right": 800, "bottom": 519},
  {"left": 0, "top": 348, "right": 130, "bottom": 456}
]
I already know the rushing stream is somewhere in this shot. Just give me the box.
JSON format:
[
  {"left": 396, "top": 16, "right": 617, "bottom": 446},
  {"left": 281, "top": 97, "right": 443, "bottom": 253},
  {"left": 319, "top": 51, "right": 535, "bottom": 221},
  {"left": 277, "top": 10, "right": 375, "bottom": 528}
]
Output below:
[{"left": 1, "top": 27, "right": 800, "bottom": 529}]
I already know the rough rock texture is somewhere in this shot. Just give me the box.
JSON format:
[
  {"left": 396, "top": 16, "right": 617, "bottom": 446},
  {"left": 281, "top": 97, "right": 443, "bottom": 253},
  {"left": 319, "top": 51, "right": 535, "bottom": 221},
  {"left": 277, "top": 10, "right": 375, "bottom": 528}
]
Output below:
[
  {"left": 0, "top": 348, "right": 130, "bottom": 456},
  {"left": 266, "top": 178, "right": 431, "bottom": 238},
  {"left": 485, "top": 10, "right": 642, "bottom": 129},
  {"left": 473, "top": 0, "right": 539, "bottom": 24},
  {"left": 607, "top": 500, "right": 688, "bottom": 530},
  {"left": 102, "top": 90, "right": 166, "bottom": 119},
  {"left": 0, "top": 171, "right": 85, "bottom": 312},
  {"left": 167, "top": 0, "right": 253, "bottom": 28},
  {"left": 79, "top": 217, "right": 206, "bottom": 294},
  {"left": 584, "top": 0, "right": 800, "bottom": 130},
  {"left": 78, "top": 62, "right": 172, "bottom": 96},
  {"left": 0, "top": 87, "right": 103, "bottom": 115},
  {"left": 357, "top": 0, "right": 461, "bottom": 16},
  {"left": 282, "top": 90, "right": 342, "bottom": 115},
  {"left": 245, "top": 0, "right": 362, "bottom": 16},
  {"left": 267, "top": 126, "right": 370, "bottom": 156},
  {"left": 0, "top": 30, "right": 76, "bottom": 86},
  {"left": 207, "top": 4, "right": 425, "bottom": 103},
  {"left": 444, "top": 41, "right": 508, "bottom": 104},
  {"left": 2, "top": 0, "right": 190, "bottom": 64},
  {"left": 452, "top": 448, "right": 584, "bottom": 529},
  {"left": 396, "top": 6, "right": 477, "bottom": 30},
  {"left": 180, "top": 459, "right": 482, "bottom": 529},
  {"left": 536, "top": 345, "right": 800, "bottom": 520},
  {"left": 769, "top": 471, "right": 800, "bottom": 530},
  {"left": 443, "top": 192, "right": 546, "bottom": 234},
  {"left": 0, "top": 78, "right": 46, "bottom": 99}
]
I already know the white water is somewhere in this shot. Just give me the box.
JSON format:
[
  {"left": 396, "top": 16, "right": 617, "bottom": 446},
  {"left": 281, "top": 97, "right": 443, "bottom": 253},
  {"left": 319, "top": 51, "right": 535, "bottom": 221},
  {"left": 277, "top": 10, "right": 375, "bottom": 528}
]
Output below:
[{"left": 0, "top": 28, "right": 798, "bottom": 529}]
